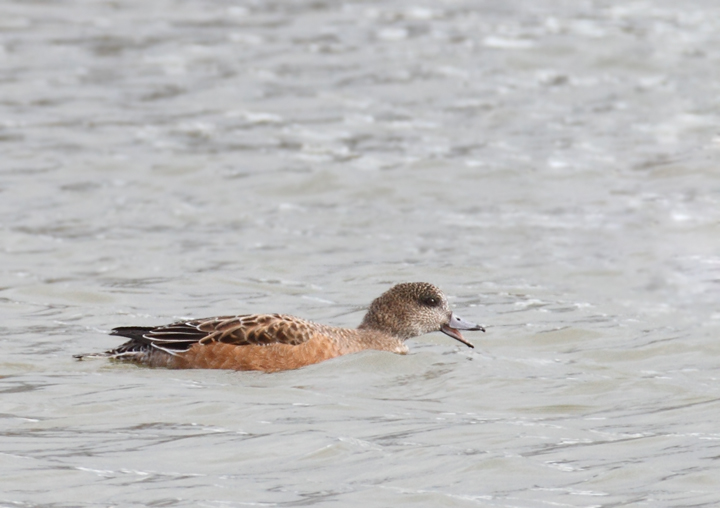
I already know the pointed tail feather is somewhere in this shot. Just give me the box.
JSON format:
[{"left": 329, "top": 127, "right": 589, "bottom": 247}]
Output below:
[
  {"left": 74, "top": 326, "right": 156, "bottom": 361},
  {"left": 110, "top": 326, "right": 155, "bottom": 341}
]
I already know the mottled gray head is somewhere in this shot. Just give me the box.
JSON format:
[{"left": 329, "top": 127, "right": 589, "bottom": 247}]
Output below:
[{"left": 359, "top": 282, "right": 484, "bottom": 347}]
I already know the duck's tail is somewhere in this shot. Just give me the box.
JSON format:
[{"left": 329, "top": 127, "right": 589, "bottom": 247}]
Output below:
[{"left": 74, "top": 327, "right": 156, "bottom": 361}]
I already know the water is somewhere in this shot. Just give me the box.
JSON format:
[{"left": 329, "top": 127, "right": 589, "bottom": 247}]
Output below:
[{"left": 2, "top": 0, "right": 720, "bottom": 506}]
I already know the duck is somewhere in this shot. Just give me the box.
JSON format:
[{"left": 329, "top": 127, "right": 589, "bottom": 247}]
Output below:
[{"left": 75, "top": 282, "right": 485, "bottom": 372}]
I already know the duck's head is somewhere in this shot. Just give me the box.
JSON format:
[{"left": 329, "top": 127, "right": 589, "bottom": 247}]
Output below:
[{"left": 359, "top": 282, "right": 484, "bottom": 347}]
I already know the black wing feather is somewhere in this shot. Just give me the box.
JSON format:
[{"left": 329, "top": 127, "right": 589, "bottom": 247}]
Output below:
[{"left": 110, "top": 322, "right": 210, "bottom": 353}]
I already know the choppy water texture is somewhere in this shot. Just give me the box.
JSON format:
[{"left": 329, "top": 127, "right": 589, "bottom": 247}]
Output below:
[{"left": 2, "top": 0, "right": 720, "bottom": 506}]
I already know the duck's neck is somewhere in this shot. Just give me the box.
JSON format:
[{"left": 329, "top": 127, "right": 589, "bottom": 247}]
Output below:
[
  {"left": 358, "top": 310, "right": 413, "bottom": 339},
  {"left": 337, "top": 326, "right": 408, "bottom": 354}
]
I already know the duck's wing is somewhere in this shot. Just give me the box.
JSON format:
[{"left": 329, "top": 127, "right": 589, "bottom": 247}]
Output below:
[{"left": 109, "top": 314, "right": 315, "bottom": 356}]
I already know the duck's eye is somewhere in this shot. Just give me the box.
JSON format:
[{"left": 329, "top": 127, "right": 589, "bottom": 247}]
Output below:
[{"left": 422, "top": 296, "right": 440, "bottom": 307}]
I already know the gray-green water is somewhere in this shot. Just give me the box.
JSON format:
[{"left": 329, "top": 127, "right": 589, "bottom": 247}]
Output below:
[{"left": 2, "top": 1, "right": 720, "bottom": 506}]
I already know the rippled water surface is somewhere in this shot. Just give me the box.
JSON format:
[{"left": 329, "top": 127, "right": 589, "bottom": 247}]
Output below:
[{"left": 2, "top": 0, "right": 720, "bottom": 506}]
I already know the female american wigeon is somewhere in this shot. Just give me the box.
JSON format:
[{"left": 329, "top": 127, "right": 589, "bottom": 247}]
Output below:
[{"left": 77, "top": 282, "right": 485, "bottom": 372}]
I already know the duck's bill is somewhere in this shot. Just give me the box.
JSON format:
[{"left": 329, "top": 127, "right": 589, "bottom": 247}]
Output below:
[{"left": 440, "top": 313, "right": 485, "bottom": 349}]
